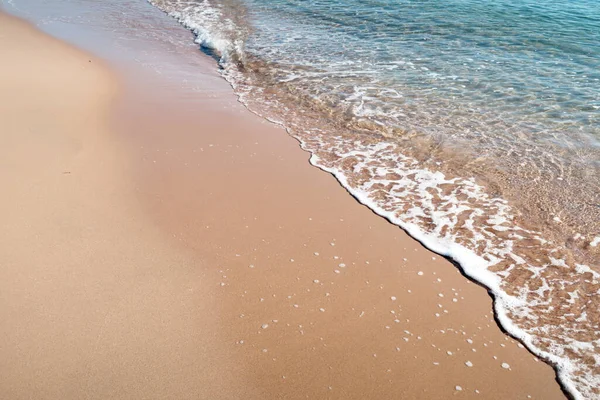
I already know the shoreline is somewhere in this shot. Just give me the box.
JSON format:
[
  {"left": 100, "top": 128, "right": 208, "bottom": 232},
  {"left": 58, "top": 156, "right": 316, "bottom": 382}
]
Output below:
[
  {"left": 146, "top": 3, "right": 600, "bottom": 397},
  {"left": 1, "top": 5, "right": 568, "bottom": 400}
]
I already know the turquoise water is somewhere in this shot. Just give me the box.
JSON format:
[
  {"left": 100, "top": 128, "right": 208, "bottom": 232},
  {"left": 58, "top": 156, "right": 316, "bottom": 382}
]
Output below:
[{"left": 242, "top": 0, "right": 600, "bottom": 148}]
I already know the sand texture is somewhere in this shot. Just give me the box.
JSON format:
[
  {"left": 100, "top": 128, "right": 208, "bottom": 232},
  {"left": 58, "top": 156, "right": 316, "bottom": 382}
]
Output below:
[{"left": 0, "top": 11, "right": 566, "bottom": 400}]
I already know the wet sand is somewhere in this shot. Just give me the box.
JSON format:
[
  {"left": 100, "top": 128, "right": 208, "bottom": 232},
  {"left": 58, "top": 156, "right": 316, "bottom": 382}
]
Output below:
[{"left": 0, "top": 9, "right": 566, "bottom": 400}]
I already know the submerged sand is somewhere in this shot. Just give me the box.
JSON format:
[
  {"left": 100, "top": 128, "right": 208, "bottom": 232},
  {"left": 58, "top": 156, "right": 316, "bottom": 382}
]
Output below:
[{"left": 0, "top": 10, "right": 565, "bottom": 400}]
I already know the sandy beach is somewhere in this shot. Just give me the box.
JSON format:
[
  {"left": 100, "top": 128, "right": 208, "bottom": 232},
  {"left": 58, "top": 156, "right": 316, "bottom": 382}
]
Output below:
[{"left": 0, "top": 8, "right": 566, "bottom": 400}]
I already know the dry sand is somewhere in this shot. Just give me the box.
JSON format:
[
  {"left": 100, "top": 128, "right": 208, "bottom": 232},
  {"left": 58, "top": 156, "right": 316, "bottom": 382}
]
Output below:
[
  {"left": 1, "top": 11, "right": 566, "bottom": 400},
  {"left": 0, "top": 13, "right": 252, "bottom": 400}
]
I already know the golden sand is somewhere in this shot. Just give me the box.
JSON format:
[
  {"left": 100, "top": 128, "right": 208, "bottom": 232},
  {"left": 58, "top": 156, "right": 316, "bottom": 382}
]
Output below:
[{"left": 0, "top": 12, "right": 565, "bottom": 399}]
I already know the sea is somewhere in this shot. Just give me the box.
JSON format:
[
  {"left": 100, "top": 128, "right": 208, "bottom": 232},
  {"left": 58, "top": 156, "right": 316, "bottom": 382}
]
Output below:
[
  {"left": 147, "top": 0, "right": 600, "bottom": 397},
  {"left": 5, "top": 0, "right": 599, "bottom": 397}
]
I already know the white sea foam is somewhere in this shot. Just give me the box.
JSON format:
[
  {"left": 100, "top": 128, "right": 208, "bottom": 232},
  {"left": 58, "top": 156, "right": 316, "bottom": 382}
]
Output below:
[
  {"left": 148, "top": 0, "right": 245, "bottom": 64},
  {"left": 301, "top": 141, "right": 598, "bottom": 399}
]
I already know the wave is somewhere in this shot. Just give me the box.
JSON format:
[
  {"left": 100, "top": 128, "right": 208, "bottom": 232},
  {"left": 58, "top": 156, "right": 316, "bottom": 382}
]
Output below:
[{"left": 148, "top": 0, "right": 246, "bottom": 64}]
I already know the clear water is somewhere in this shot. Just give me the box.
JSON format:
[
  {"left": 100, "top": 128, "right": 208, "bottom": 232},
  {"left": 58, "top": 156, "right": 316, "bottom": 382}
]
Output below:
[{"left": 243, "top": 0, "right": 600, "bottom": 145}]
